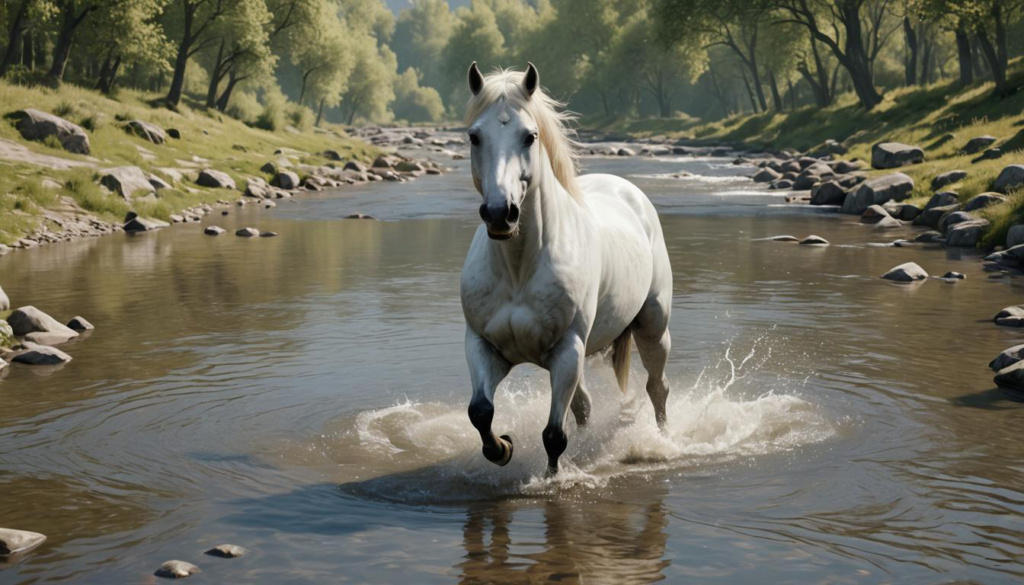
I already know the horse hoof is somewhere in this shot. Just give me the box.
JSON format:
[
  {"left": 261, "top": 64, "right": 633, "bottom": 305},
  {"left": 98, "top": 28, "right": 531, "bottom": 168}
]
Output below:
[
  {"left": 483, "top": 434, "right": 514, "bottom": 466},
  {"left": 544, "top": 465, "right": 558, "bottom": 478}
]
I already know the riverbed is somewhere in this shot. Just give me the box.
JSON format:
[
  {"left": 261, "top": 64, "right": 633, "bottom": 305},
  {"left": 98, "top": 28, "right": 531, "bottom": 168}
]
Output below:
[{"left": 1, "top": 152, "right": 1022, "bottom": 583}]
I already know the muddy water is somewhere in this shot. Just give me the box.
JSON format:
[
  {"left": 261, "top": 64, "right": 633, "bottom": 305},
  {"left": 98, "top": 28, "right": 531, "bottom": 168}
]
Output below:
[{"left": 1, "top": 153, "right": 1023, "bottom": 584}]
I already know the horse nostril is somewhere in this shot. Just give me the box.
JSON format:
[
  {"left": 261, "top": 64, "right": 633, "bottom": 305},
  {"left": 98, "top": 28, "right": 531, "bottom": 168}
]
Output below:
[
  {"left": 479, "top": 203, "right": 490, "bottom": 222},
  {"left": 507, "top": 202, "right": 520, "bottom": 223}
]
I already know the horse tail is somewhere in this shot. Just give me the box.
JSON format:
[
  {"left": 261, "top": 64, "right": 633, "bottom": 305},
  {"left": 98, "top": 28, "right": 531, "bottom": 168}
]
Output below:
[{"left": 611, "top": 328, "right": 632, "bottom": 394}]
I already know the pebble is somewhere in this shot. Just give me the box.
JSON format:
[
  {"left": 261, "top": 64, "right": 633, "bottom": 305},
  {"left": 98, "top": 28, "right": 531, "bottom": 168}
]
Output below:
[
  {"left": 259, "top": 231, "right": 278, "bottom": 238},
  {"left": 66, "top": 316, "right": 94, "bottom": 331},
  {"left": 205, "top": 544, "right": 248, "bottom": 558},
  {"left": 941, "top": 271, "right": 965, "bottom": 280},
  {"left": 204, "top": 226, "right": 226, "bottom": 236},
  {"left": 798, "top": 235, "right": 829, "bottom": 246},
  {"left": 155, "top": 560, "right": 201, "bottom": 579},
  {"left": 235, "top": 227, "right": 260, "bottom": 237}
]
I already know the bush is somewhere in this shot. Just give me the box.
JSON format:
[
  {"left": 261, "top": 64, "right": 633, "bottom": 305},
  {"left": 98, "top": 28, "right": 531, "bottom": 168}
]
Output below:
[
  {"left": 287, "top": 103, "right": 314, "bottom": 132},
  {"left": 226, "top": 91, "right": 262, "bottom": 124},
  {"left": 53, "top": 100, "right": 75, "bottom": 118},
  {"left": 254, "top": 88, "right": 287, "bottom": 132},
  {"left": 392, "top": 68, "right": 445, "bottom": 123}
]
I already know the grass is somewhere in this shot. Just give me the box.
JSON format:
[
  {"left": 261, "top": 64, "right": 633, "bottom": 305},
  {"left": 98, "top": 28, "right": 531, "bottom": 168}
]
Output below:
[
  {"left": 590, "top": 59, "right": 1024, "bottom": 248},
  {"left": 0, "top": 80, "right": 380, "bottom": 245}
]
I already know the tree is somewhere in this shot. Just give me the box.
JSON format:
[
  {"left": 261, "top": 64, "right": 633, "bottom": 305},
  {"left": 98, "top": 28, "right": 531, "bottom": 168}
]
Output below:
[
  {"left": 84, "top": 0, "right": 171, "bottom": 93},
  {"left": 338, "top": 38, "right": 396, "bottom": 124},
  {"left": 47, "top": 1, "right": 103, "bottom": 84},
  {"left": 202, "top": 0, "right": 275, "bottom": 110},
  {"left": 440, "top": 1, "right": 506, "bottom": 107},
  {"left": 164, "top": 0, "right": 227, "bottom": 107},
  {"left": 288, "top": 1, "right": 353, "bottom": 123},
  {"left": 392, "top": 67, "right": 446, "bottom": 122},
  {"left": 391, "top": 0, "right": 454, "bottom": 83}
]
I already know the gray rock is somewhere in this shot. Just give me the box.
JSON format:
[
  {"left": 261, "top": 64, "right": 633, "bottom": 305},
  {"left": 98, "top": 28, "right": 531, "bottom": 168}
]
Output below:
[
  {"left": 236, "top": 227, "right": 259, "bottom": 237},
  {"left": 205, "top": 544, "right": 248, "bottom": 558},
  {"left": 990, "top": 344, "right": 1024, "bottom": 371},
  {"left": 345, "top": 213, "right": 379, "bottom": 220},
  {"left": 975, "top": 147, "right": 1003, "bottom": 161},
  {"left": 930, "top": 170, "right": 967, "bottom": 191},
  {"left": 12, "top": 343, "right": 72, "bottom": 365},
  {"left": 271, "top": 171, "right": 301, "bottom": 190},
  {"left": 798, "top": 235, "right": 829, "bottom": 246},
  {"left": 125, "top": 120, "right": 167, "bottom": 144},
  {"left": 66, "top": 316, "right": 93, "bottom": 331},
  {"left": 924, "top": 191, "right": 960, "bottom": 210},
  {"left": 945, "top": 219, "right": 990, "bottom": 247},
  {"left": 769, "top": 179, "right": 793, "bottom": 190},
  {"left": 617, "top": 147, "right": 635, "bottom": 156},
  {"left": 123, "top": 212, "right": 169, "bottom": 232},
  {"left": 892, "top": 203, "right": 921, "bottom": 221},
  {"left": 963, "top": 135, "right": 997, "bottom": 154},
  {"left": 396, "top": 161, "right": 426, "bottom": 173},
  {"left": 323, "top": 149, "right": 342, "bottom": 161},
  {"left": 874, "top": 215, "right": 903, "bottom": 230},
  {"left": 809, "top": 181, "right": 846, "bottom": 205},
  {"left": 963, "top": 192, "right": 1007, "bottom": 212},
  {"left": 871, "top": 142, "right": 923, "bottom": 169},
  {"left": 791, "top": 175, "right": 819, "bottom": 190},
  {"left": 1006, "top": 225, "right": 1024, "bottom": 248},
  {"left": 196, "top": 169, "right": 236, "bottom": 190},
  {"left": 860, "top": 204, "right": 891, "bottom": 223},
  {"left": 167, "top": 128, "right": 181, "bottom": 139},
  {"left": 768, "top": 235, "right": 799, "bottom": 242},
  {"left": 155, "top": 560, "right": 201, "bottom": 579},
  {"left": 939, "top": 210, "right": 975, "bottom": 233},
  {"left": 260, "top": 231, "right": 278, "bottom": 237},
  {"left": 914, "top": 231, "right": 943, "bottom": 243},
  {"left": 148, "top": 174, "right": 172, "bottom": 191},
  {"left": 993, "top": 164, "right": 1024, "bottom": 193},
  {"left": 881, "top": 262, "right": 928, "bottom": 282},
  {"left": 831, "top": 160, "right": 862, "bottom": 174},
  {"left": 12, "top": 108, "right": 90, "bottom": 154},
  {"left": 0, "top": 527, "right": 47, "bottom": 555},
  {"left": 100, "top": 166, "right": 155, "bottom": 199},
  {"left": 914, "top": 204, "right": 961, "bottom": 229},
  {"left": 941, "top": 271, "right": 965, "bottom": 280},
  {"left": 842, "top": 173, "right": 914, "bottom": 214},
  {"left": 7, "top": 306, "right": 77, "bottom": 338},
  {"left": 994, "top": 306, "right": 1024, "bottom": 326},
  {"left": 994, "top": 360, "right": 1024, "bottom": 391},
  {"left": 0, "top": 285, "right": 8, "bottom": 312},
  {"left": 244, "top": 177, "right": 271, "bottom": 199},
  {"left": 343, "top": 161, "right": 369, "bottom": 173},
  {"left": 204, "top": 226, "right": 226, "bottom": 236}
]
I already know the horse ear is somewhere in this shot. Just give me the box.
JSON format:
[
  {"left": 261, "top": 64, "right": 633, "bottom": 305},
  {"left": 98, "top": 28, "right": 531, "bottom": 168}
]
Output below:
[
  {"left": 468, "top": 62, "right": 483, "bottom": 96},
  {"left": 523, "top": 62, "right": 539, "bottom": 97}
]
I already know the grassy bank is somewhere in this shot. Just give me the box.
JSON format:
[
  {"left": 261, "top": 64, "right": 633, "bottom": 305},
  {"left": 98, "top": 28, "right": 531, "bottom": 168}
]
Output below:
[
  {"left": 598, "top": 63, "right": 1024, "bottom": 248},
  {"left": 0, "top": 81, "right": 379, "bottom": 246}
]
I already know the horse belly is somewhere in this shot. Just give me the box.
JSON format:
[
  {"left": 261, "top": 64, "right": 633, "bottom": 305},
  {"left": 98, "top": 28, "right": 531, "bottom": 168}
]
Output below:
[{"left": 587, "top": 228, "right": 654, "bottom": 354}]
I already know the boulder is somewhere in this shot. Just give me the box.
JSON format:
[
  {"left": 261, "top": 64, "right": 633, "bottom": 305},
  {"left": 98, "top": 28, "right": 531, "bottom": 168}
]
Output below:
[
  {"left": 975, "top": 147, "right": 1003, "bottom": 161},
  {"left": 963, "top": 135, "right": 997, "bottom": 154},
  {"left": 994, "top": 361, "right": 1024, "bottom": 391},
  {"left": 271, "top": 171, "right": 301, "bottom": 190},
  {"left": 204, "top": 226, "right": 226, "bottom": 236},
  {"left": 798, "top": 235, "right": 829, "bottom": 246},
  {"left": 260, "top": 231, "right": 278, "bottom": 237},
  {"left": 205, "top": 544, "right": 248, "bottom": 558},
  {"left": 836, "top": 173, "right": 866, "bottom": 189},
  {"left": 260, "top": 159, "right": 293, "bottom": 174},
  {"left": 914, "top": 230, "right": 943, "bottom": 243},
  {"left": 196, "top": 169, "right": 236, "bottom": 190},
  {"left": 167, "top": 128, "right": 181, "bottom": 139},
  {"left": 7, "top": 306, "right": 77, "bottom": 339},
  {"left": 12, "top": 108, "right": 90, "bottom": 154},
  {"left": 769, "top": 179, "right": 793, "bottom": 190},
  {"left": 12, "top": 343, "right": 72, "bottom": 365},
  {"left": 881, "top": 262, "right": 928, "bottom": 282},
  {"left": 874, "top": 215, "right": 903, "bottom": 230},
  {"left": 871, "top": 142, "right": 923, "bottom": 169},
  {"left": 0, "top": 528, "right": 47, "bottom": 555},
  {"left": 344, "top": 160, "right": 369, "bottom": 173},
  {"left": 768, "top": 235, "right": 799, "bottom": 242},
  {"left": 1006, "top": 225, "right": 1024, "bottom": 248},
  {"left": 373, "top": 155, "right": 400, "bottom": 168},
  {"left": 994, "top": 306, "right": 1024, "bottom": 327},
  {"left": 155, "top": 560, "right": 201, "bottom": 579},
  {"left": 323, "top": 149, "right": 342, "bottom": 161},
  {"left": 809, "top": 181, "right": 846, "bottom": 206},
  {"left": 617, "top": 148, "right": 635, "bottom": 156},
  {"left": 913, "top": 204, "right": 961, "bottom": 229},
  {"left": 990, "top": 344, "right": 1024, "bottom": 371},
  {"left": 148, "top": 175, "right": 172, "bottom": 191},
  {"left": 963, "top": 193, "right": 1007, "bottom": 212},
  {"left": 244, "top": 177, "right": 271, "bottom": 199},
  {"left": 924, "top": 191, "right": 960, "bottom": 210},
  {"left": 939, "top": 210, "right": 975, "bottom": 233},
  {"left": 235, "top": 227, "right": 259, "bottom": 237},
  {"left": 941, "top": 271, "right": 965, "bottom": 280},
  {"left": 123, "top": 212, "right": 169, "bottom": 232},
  {"left": 753, "top": 168, "right": 781, "bottom": 183},
  {"left": 842, "top": 173, "right": 914, "bottom": 215},
  {"left": 825, "top": 139, "right": 848, "bottom": 155},
  {"left": 66, "top": 316, "right": 93, "bottom": 331},
  {"left": 860, "top": 204, "right": 891, "bottom": 223},
  {"left": 0, "top": 285, "right": 8, "bottom": 312},
  {"left": 781, "top": 161, "right": 801, "bottom": 173},
  {"left": 396, "top": 161, "right": 425, "bottom": 173},
  {"left": 930, "top": 170, "right": 967, "bottom": 191},
  {"left": 891, "top": 203, "right": 921, "bottom": 221},
  {"left": 945, "top": 219, "right": 990, "bottom": 247},
  {"left": 125, "top": 120, "right": 167, "bottom": 144},
  {"left": 993, "top": 164, "right": 1024, "bottom": 193},
  {"left": 831, "top": 160, "right": 862, "bottom": 174},
  {"left": 791, "top": 175, "right": 819, "bottom": 190},
  {"left": 100, "top": 166, "right": 155, "bottom": 199}
]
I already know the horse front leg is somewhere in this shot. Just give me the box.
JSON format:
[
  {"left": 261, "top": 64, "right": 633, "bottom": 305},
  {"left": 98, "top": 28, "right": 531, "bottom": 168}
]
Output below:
[
  {"left": 466, "top": 329, "right": 514, "bottom": 466},
  {"left": 543, "top": 333, "right": 585, "bottom": 475}
]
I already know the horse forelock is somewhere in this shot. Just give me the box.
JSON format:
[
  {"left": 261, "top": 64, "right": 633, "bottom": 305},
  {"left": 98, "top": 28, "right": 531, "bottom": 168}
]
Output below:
[{"left": 464, "top": 68, "right": 582, "bottom": 201}]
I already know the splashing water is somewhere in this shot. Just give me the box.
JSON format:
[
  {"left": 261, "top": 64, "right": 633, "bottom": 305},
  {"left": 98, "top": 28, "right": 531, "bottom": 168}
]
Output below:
[{"left": 274, "top": 334, "right": 835, "bottom": 503}]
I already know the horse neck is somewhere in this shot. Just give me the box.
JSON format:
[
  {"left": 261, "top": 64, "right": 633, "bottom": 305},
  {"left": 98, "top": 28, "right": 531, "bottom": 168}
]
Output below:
[{"left": 492, "top": 150, "right": 577, "bottom": 280}]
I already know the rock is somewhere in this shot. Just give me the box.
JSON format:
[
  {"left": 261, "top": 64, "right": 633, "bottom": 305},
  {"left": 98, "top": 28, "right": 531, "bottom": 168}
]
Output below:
[
  {"left": 125, "top": 120, "right": 167, "bottom": 144},
  {"left": 12, "top": 108, "right": 91, "bottom": 154},
  {"left": 860, "top": 204, "right": 891, "bottom": 223},
  {"left": 0, "top": 528, "right": 47, "bottom": 555},
  {"left": 798, "top": 235, "right": 829, "bottom": 246},
  {"left": 994, "top": 306, "right": 1024, "bottom": 326},
  {"left": 244, "top": 177, "right": 271, "bottom": 199},
  {"left": 155, "top": 560, "right": 201, "bottom": 579},
  {"left": 891, "top": 203, "right": 921, "bottom": 221},
  {"left": 913, "top": 204, "right": 961, "bottom": 229},
  {"left": 832, "top": 160, "right": 862, "bottom": 174},
  {"left": 0, "top": 285, "right": 8, "bottom": 312},
  {"left": 615, "top": 147, "right": 634, "bottom": 156},
  {"left": 271, "top": 171, "right": 301, "bottom": 190},
  {"left": 204, "top": 226, "right": 226, "bottom": 236},
  {"left": 975, "top": 147, "right": 1003, "bottom": 161},
  {"left": 323, "top": 149, "right": 342, "bottom": 161},
  {"left": 66, "top": 316, "right": 93, "bottom": 331},
  {"left": 791, "top": 175, "right": 819, "bottom": 190},
  {"left": 260, "top": 159, "right": 293, "bottom": 174},
  {"left": 881, "top": 262, "right": 928, "bottom": 282},
  {"left": 263, "top": 200, "right": 277, "bottom": 209},
  {"left": 940, "top": 210, "right": 975, "bottom": 232},
  {"left": 12, "top": 343, "right": 72, "bottom": 365},
  {"left": 205, "top": 544, "right": 248, "bottom": 558},
  {"left": 768, "top": 235, "right": 799, "bottom": 242},
  {"left": 196, "top": 169, "right": 236, "bottom": 190},
  {"left": 945, "top": 219, "right": 990, "bottom": 247},
  {"left": 874, "top": 215, "right": 903, "bottom": 230},
  {"left": 994, "top": 361, "right": 1024, "bottom": 391},
  {"left": 344, "top": 161, "right": 369, "bottom": 173},
  {"left": 930, "top": 170, "right": 967, "bottom": 191},
  {"left": 372, "top": 155, "right": 398, "bottom": 168},
  {"left": 753, "top": 167, "right": 781, "bottom": 183},
  {"left": 825, "top": 139, "right": 848, "bottom": 155},
  {"left": 842, "top": 173, "right": 914, "bottom": 215},
  {"left": 942, "top": 271, "right": 965, "bottom": 280},
  {"left": 770, "top": 179, "right": 794, "bottom": 190},
  {"left": 148, "top": 175, "right": 172, "bottom": 191},
  {"left": 396, "top": 161, "right": 426, "bottom": 173},
  {"left": 871, "top": 142, "right": 923, "bottom": 169},
  {"left": 236, "top": 227, "right": 259, "bottom": 237},
  {"left": 990, "top": 344, "right": 1024, "bottom": 371},
  {"left": 260, "top": 231, "right": 278, "bottom": 237},
  {"left": 344, "top": 213, "right": 378, "bottom": 220},
  {"left": 1006, "top": 225, "right": 1024, "bottom": 248},
  {"left": 123, "top": 212, "right": 169, "bottom": 232},
  {"left": 167, "top": 128, "right": 181, "bottom": 139},
  {"left": 7, "top": 306, "right": 77, "bottom": 338},
  {"left": 808, "top": 181, "right": 846, "bottom": 206},
  {"left": 924, "top": 191, "right": 960, "bottom": 210},
  {"left": 963, "top": 135, "right": 997, "bottom": 154},
  {"left": 100, "top": 166, "right": 155, "bottom": 199},
  {"left": 993, "top": 164, "right": 1024, "bottom": 193},
  {"left": 963, "top": 192, "right": 1007, "bottom": 212}
]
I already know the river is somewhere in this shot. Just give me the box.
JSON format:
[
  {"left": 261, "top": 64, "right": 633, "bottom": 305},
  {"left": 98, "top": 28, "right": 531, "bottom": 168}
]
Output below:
[{"left": 1, "top": 150, "right": 1022, "bottom": 583}]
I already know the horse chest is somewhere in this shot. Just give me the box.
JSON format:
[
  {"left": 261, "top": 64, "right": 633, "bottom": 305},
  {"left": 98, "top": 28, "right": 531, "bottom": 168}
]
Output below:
[{"left": 468, "top": 279, "right": 579, "bottom": 364}]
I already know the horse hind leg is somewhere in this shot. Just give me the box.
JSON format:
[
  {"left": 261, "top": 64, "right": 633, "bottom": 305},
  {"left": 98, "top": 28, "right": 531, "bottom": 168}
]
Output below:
[
  {"left": 570, "top": 378, "right": 592, "bottom": 427},
  {"left": 631, "top": 298, "right": 671, "bottom": 429}
]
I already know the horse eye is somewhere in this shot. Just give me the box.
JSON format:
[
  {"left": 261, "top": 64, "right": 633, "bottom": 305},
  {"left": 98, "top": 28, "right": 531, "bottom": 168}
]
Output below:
[
  {"left": 524, "top": 133, "right": 537, "bottom": 148},
  {"left": 469, "top": 134, "right": 480, "bottom": 146}
]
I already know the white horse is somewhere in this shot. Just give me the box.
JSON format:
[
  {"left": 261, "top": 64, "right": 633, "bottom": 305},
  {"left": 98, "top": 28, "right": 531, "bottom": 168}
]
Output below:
[{"left": 460, "top": 62, "right": 673, "bottom": 475}]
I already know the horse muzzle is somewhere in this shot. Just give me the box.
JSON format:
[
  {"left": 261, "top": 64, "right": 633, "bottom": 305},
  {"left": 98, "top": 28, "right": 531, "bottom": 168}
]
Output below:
[{"left": 479, "top": 201, "right": 520, "bottom": 240}]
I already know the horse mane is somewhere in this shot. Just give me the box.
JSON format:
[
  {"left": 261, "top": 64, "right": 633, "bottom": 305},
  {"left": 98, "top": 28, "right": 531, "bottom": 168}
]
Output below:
[{"left": 463, "top": 67, "right": 582, "bottom": 201}]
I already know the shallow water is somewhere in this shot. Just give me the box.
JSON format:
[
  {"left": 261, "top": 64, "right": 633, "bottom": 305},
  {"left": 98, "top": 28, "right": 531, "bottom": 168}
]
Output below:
[{"left": 1, "top": 151, "right": 1023, "bottom": 583}]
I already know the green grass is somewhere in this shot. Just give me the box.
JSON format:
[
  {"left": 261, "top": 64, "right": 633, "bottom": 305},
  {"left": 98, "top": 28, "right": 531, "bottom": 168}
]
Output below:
[{"left": 0, "top": 80, "right": 380, "bottom": 245}]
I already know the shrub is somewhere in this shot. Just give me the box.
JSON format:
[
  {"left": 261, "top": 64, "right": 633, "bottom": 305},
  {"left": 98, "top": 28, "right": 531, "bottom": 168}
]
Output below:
[
  {"left": 287, "top": 103, "right": 314, "bottom": 132},
  {"left": 226, "top": 91, "right": 262, "bottom": 124},
  {"left": 254, "top": 88, "right": 287, "bottom": 132},
  {"left": 53, "top": 100, "right": 75, "bottom": 118}
]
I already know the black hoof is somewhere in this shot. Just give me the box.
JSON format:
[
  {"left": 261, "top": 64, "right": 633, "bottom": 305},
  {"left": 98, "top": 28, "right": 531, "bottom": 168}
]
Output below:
[
  {"left": 483, "top": 434, "right": 514, "bottom": 466},
  {"left": 544, "top": 465, "right": 558, "bottom": 478}
]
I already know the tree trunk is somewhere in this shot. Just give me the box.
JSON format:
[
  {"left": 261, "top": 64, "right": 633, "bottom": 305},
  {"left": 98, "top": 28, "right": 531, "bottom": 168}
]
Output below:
[
  {"left": 316, "top": 98, "right": 325, "bottom": 126},
  {"left": 47, "top": 2, "right": 94, "bottom": 85},
  {"left": 706, "top": 66, "right": 730, "bottom": 117},
  {"left": 0, "top": 0, "right": 29, "bottom": 77},
  {"left": 206, "top": 39, "right": 226, "bottom": 108},
  {"left": 740, "top": 68, "right": 758, "bottom": 113},
  {"left": 787, "top": 79, "right": 796, "bottom": 110},
  {"left": 215, "top": 72, "right": 239, "bottom": 111},
  {"left": 839, "top": 4, "right": 882, "bottom": 109},
  {"left": 768, "top": 69, "right": 783, "bottom": 112},
  {"left": 975, "top": 28, "right": 1008, "bottom": 96},
  {"left": 98, "top": 54, "right": 121, "bottom": 94},
  {"left": 902, "top": 16, "right": 917, "bottom": 86},
  {"left": 809, "top": 37, "right": 832, "bottom": 106},
  {"left": 21, "top": 30, "right": 33, "bottom": 69},
  {"left": 96, "top": 52, "right": 113, "bottom": 91},
  {"left": 955, "top": 24, "right": 972, "bottom": 86},
  {"left": 747, "top": 56, "right": 768, "bottom": 112},
  {"left": 920, "top": 35, "right": 933, "bottom": 85}
]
